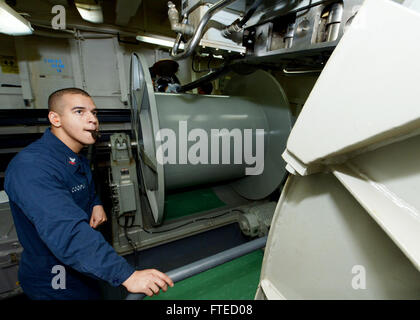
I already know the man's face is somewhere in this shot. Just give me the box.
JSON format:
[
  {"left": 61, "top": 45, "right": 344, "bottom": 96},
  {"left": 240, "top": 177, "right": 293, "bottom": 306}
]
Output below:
[{"left": 55, "top": 93, "right": 99, "bottom": 146}]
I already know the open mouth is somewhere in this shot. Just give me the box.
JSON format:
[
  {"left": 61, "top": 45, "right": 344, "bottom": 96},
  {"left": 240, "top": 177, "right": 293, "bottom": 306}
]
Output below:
[{"left": 86, "top": 129, "right": 101, "bottom": 140}]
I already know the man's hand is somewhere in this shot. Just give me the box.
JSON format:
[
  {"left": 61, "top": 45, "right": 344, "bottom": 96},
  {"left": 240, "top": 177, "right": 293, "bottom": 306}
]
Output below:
[
  {"left": 122, "top": 269, "right": 174, "bottom": 297},
  {"left": 90, "top": 205, "right": 107, "bottom": 229}
]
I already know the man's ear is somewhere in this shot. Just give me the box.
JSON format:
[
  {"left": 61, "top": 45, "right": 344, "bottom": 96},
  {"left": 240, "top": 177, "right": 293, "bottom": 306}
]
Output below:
[{"left": 48, "top": 111, "right": 61, "bottom": 128}]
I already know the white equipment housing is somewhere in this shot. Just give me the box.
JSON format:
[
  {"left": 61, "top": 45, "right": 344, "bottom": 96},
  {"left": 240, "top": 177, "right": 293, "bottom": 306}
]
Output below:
[{"left": 257, "top": 0, "right": 420, "bottom": 299}]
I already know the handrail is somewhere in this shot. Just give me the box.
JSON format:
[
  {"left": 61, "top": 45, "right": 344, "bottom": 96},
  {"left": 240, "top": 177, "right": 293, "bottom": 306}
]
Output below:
[{"left": 125, "top": 235, "right": 267, "bottom": 300}]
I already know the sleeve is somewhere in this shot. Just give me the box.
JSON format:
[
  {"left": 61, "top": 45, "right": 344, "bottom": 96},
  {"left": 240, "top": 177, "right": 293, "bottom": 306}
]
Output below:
[
  {"left": 5, "top": 161, "right": 135, "bottom": 287},
  {"left": 89, "top": 175, "right": 102, "bottom": 213},
  {"left": 84, "top": 158, "right": 102, "bottom": 213}
]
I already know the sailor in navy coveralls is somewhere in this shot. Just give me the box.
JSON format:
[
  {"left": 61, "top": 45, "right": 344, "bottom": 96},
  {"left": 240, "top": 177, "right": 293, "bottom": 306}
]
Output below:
[{"left": 4, "top": 88, "right": 173, "bottom": 300}]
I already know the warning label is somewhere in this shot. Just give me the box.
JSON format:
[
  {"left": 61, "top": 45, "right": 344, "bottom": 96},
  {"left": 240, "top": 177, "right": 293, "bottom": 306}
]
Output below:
[{"left": 0, "top": 56, "right": 19, "bottom": 74}]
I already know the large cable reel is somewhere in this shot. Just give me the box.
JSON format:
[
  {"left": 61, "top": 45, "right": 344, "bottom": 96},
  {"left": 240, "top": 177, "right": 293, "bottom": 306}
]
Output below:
[{"left": 129, "top": 53, "right": 292, "bottom": 225}]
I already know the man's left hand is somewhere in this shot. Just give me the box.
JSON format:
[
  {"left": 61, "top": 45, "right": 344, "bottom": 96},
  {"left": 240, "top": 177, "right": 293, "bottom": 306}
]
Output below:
[{"left": 90, "top": 205, "right": 108, "bottom": 229}]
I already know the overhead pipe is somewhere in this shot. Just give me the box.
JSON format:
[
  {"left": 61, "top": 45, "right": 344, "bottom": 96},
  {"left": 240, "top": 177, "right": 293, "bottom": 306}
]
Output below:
[
  {"left": 170, "top": 0, "right": 238, "bottom": 60},
  {"left": 221, "top": 0, "right": 264, "bottom": 37},
  {"left": 167, "top": 1, "right": 194, "bottom": 36}
]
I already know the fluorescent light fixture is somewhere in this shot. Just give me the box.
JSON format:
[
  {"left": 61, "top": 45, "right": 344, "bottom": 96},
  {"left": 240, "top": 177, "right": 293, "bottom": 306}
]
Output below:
[
  {"left": 0, "top": 0, "right": 33, "bottom": 36},
  {"left": 75, "top": 2, "right": 104, "bottom": 24},
  {"left": 136, "top": 33, "right": 185, "bottom": 50}
]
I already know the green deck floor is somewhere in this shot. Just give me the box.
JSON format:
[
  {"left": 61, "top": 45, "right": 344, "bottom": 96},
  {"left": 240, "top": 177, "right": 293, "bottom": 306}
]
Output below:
[
  {"left": 153, "top": 187, "right": 263, "bottom": 300},
  {"left": 163, "top": 188, "right": 226, "bottom": 221},
  {"left": 145, "top": 250, "right": 264, "bottom": 300}
]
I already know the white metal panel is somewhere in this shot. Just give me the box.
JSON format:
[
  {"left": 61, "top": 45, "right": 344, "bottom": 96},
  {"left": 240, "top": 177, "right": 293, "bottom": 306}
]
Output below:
[
  {"left": 331, "top": 133, "right": 420, "bottom": 271},
  {"left": 259, "top": 279, "right": 286, "bottom": 300},
  {"left": 114, "top": 38, "right": 129, "bottom": 104},
  {"left": 14, "top": 38, "right": 33, "bottom": 107},
  {"left": 15, "top": 37, "right": 75, "bottom": 109},
  {"left": 80, "top": 38, "right": 127, "bottom": 109},
  {"left": 0, "top": 35, "right": 191, "bottom": 111},
  {"left": 68, "top": 39, "right": 85, "bottom": 89},
  {"left": 404, "top": 0, "right": 420, "bottom": 12},
  {"left": 283, "top": 0, "right": 420, "bottom": 175},
  {"left": 0, "top": 92, "right": 22, "bottom": 109},
  {"left": 0, "top": 39, "right": 20, "bottom": 87},
  {"left": 0, "top": 37, "right": 23, "bottom": 109},
  {"left": 258, "top": 173, "right": 420, "bottom": 299}
]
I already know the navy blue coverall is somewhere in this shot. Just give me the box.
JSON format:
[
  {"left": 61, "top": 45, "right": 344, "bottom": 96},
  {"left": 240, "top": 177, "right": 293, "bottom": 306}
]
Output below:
[{"left": 4, "top": 128, "right": 135, "bottom": 299}]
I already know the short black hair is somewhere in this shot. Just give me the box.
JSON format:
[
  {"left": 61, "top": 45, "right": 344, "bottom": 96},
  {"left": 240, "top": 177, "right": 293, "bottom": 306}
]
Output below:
[{"left": 48, "top": 88, "right": 91, "bottom": 112}]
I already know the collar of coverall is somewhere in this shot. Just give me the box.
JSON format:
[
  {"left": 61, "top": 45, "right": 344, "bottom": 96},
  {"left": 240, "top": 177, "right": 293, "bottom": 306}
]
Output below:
[{"left": 42, "top": 128, "right": 86, "bottom": 173}]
